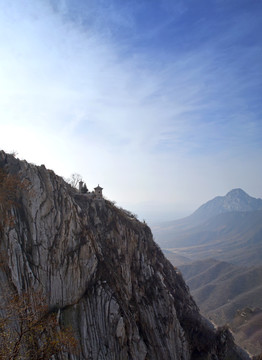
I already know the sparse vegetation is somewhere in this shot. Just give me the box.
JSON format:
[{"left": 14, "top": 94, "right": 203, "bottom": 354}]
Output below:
[
  {"left": 118, "top": 207, "right": 138, "bottom": 219},
  {"left": 253, "top": 354, "right": 262, "bottom": 360},
  {"left": 65, "top": 173, "right": 83, "bottom": 189},
  {"left": 0, "top": 290, "right": 78, "bottom": 360},
  {"left": 0, "top": 165, "right": 77, "bottom": 359},
  {"left": 0, "top": 168, "right": 26, "bottom": 232},
  {"left": 9, "top": 151, "right": 18, "bottom": 158}
]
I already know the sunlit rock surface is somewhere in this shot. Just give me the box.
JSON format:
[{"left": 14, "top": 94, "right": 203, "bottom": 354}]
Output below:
[{"left": 0, "top": 151, "right": 250, "bottom": 360}]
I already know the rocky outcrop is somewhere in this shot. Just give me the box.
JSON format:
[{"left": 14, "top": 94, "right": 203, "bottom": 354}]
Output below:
[{"left": 0, "top": 151, "right": 250, "bottom": 360}]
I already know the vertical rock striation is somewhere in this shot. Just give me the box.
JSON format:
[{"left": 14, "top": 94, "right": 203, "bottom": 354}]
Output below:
[{"left": 0, "top": 151, "right": 250, "bottom": 360}]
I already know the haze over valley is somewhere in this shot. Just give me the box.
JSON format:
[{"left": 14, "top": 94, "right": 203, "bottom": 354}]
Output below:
[
  {"left": 0, "top": 0, "right": 261, "bottom": 358},
  {"left": 154, "top": 189, "right": 262, "bottom": 355}
]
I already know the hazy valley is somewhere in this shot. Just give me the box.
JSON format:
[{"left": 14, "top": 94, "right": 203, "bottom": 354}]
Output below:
[
  {"left": 154, "top": 189, "right": 262, "bottom": 356},
  {"left": 1, "top": 0, "right": 261, "bottom": 359}
]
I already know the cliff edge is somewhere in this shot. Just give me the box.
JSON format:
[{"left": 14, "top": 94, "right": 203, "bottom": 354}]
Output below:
[{"left": 0, "top": 151, "right": 250, "bottom": 360}]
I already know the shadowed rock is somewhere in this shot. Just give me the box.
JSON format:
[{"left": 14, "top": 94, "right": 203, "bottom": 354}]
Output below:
[{"left": 0, "top": 151, "right": 251, "bottom": 360}]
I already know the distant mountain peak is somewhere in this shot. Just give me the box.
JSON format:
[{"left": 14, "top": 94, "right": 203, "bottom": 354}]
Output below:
[
  {"left": 191, "top": 188, "right": 262, "bottom": 223},
  {"left": 226, "top": 188, "right": 247, "bottom": 197},
  {"left": 225, "top": 188, "right": 252, "bottom": 199}
]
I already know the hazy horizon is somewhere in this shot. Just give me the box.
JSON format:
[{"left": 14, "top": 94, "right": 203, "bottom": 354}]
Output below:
[{"left": 0, "top": 0, "right": 261, "bottom": 223}]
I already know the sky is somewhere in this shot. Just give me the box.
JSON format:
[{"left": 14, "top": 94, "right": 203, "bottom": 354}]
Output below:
[{"left": 0, "top": 0, "right": 261, "bottom": 223}]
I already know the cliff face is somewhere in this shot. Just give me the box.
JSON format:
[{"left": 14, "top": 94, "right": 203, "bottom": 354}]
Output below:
[{"left": 0, "top": 151, "right": 250, "bottom": 360}]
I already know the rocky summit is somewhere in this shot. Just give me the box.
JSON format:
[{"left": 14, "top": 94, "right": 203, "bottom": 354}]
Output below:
[
  {"left": 0, "top": 151, "right": 250, "bottom": 360},
  {"left": 190, "top": 188, "right": 262, "bottom": 223}
]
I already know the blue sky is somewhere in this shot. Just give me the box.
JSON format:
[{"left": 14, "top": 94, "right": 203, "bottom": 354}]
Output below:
[{"left": 0, "top": 0, "right": 261, "bottom": 222}]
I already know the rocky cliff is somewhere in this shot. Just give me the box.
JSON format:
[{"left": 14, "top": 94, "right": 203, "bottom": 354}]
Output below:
[{"left": 0, "top": 151, "right": 250, "bottom": 360}]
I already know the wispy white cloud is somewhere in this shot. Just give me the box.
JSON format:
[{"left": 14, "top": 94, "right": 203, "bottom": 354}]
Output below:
[{"left": 0, "top": 0, "right": 261, "bottom": 221}]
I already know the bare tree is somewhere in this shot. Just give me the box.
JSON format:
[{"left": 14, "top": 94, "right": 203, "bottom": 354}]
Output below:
[
  {"left": 0, "top": 290, "right": 78, "bottom": 360},
  {"left": 0, "top": 168, "right": 78, "bottom": 359},
  {"left": 66, "top": 173, "right": 83, "bottom": 189}
]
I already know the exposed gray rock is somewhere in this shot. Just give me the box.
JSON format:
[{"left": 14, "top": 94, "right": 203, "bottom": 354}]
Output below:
[{"left": 0, "top": 151, "right": 251, "bottom": 360}]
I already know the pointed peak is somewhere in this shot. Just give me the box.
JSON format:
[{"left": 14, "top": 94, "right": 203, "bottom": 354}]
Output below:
[
  {"left": 225, "top": 188, "right": 248, "bottom": 197},
  {"left": 190, "top": 189, "right": 262, "bottom": 223}
]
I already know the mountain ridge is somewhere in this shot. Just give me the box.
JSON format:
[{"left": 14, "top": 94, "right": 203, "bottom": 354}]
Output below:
[
  {"left": 0, "top": 150, "right": 250, "bottom": 360},
  {"left": 190, "top": 188, "right": 262, "bottom": 223},
  {"left": 154, "top": 189, "right": 262, "bottom": 266},
  {"left": 153, "top": 189, "right": 262, "bottom": 356}
]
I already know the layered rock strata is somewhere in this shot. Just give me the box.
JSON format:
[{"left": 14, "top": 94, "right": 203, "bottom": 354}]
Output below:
[{"left": 0, "top": 151, "right": 250, "bottom": 360}]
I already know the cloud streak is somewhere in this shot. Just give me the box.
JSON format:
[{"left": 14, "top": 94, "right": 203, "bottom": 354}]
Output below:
[{"left": 0, "top": 0, "right": 261, "bottom": 221}]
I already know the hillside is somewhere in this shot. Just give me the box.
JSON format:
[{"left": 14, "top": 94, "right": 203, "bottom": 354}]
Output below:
[
  {"left": 166, "top": 210, "right": 262, "bottom": 266},
  {"left": 162, "top": 250, "right": 192, "bottom": 267},
  {"left": 190, "top": 189, "right": 262, "bottom": 223},
  {"left": 154, "top": 189, "right": 262, "bottom": 356},
  {"left": 154, "top": 190, "right": 262, "bottom": 266},
  {"left": 179, "top": 259, "right": 262, "bottom": 355},
  {"left": 0, "top": 150, "right": 250, "bottom": 360},
  {"left": 230, "top": 308, "right": 262, "bottom": 356}
]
